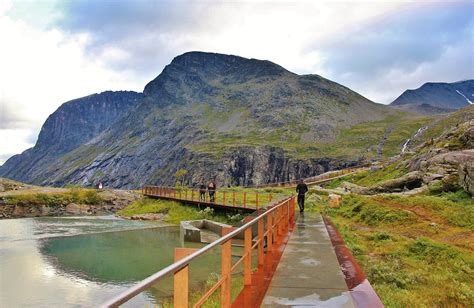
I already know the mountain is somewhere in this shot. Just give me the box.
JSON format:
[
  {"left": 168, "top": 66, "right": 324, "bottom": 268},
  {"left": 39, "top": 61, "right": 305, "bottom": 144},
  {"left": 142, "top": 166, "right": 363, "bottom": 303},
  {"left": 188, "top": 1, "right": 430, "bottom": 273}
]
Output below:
[
  {"left": 1, "top": 51, "right": 427, "bottom": 188},
  {"left": 390, "top": 80, "right": 473, "bottom": 114},
  {"left": 0, "top": 91, "right": 143, "bottom": 182}
]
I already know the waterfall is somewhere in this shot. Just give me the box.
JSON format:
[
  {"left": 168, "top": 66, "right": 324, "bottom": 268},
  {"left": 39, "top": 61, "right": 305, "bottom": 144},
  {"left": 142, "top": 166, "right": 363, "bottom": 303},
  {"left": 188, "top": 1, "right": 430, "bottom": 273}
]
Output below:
[{"left": 401, "top": 126, "right": 427, "bottom": 153}]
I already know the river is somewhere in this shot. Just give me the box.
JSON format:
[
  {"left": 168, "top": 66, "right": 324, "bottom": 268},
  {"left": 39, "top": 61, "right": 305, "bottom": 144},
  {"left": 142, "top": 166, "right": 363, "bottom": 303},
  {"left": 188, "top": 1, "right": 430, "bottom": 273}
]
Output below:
[{"left": 0, "top": 216, "right": 212, "bottom": 307}]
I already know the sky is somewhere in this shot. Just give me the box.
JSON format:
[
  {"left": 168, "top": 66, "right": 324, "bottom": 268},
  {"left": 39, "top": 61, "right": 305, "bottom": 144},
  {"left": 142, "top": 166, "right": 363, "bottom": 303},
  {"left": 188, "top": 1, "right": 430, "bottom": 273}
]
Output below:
[{"left": 0, "top": 0, "right": 473, "bottom": 165}]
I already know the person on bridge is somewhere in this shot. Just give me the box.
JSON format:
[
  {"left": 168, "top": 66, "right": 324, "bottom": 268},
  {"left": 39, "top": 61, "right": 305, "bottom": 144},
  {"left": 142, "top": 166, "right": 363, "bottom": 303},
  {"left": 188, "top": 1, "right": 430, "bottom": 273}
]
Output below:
[
  {"left": 296, "top": 179, "right": 308, "bottom": 213},
  {"left": 208, "top": 181, "right": 216, "bottom": 202},
  {"left": 199, "top": 183, "right": 206, "bottom": 201}
]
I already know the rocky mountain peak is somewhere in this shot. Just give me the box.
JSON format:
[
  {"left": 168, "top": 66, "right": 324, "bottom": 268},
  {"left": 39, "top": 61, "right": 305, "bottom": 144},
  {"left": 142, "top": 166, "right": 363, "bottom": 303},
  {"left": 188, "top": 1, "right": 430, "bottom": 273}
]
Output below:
[{"left": 143, "top": 51, "right": 291, "bottom": 101}]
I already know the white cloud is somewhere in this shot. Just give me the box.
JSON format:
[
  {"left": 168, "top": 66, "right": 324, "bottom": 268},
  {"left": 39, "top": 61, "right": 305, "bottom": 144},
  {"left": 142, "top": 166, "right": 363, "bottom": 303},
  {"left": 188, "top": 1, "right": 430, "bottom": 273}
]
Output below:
[{"left": 0, "top": 4, "right": 146, "bottom": 164}]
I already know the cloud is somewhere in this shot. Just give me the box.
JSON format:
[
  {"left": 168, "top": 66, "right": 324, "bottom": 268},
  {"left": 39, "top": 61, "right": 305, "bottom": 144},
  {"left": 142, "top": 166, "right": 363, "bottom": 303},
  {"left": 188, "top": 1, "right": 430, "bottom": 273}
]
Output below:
[
  {"left": 0, "top": 98, "right": 30, "bottom": 129},
  {"left": 53, "top": 0, "right": 211, "bottom": 77},
  {"left": 313, "top": 1, "right": 474, "bottom": 102}
]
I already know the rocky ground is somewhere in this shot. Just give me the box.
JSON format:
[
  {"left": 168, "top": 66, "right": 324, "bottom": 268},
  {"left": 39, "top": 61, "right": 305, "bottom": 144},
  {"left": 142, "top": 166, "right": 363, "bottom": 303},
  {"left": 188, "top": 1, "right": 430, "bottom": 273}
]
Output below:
[
  {"left": 325, "top": 113, "right": 473, "bottom": 197},
  {"left": 0, "top": 184, "right": 140, "bottom": 219}
]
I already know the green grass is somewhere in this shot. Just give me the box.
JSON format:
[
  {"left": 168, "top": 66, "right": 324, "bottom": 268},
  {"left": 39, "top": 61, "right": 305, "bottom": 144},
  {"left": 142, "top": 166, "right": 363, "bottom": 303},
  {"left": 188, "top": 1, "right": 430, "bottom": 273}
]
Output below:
[
  {"left": 117, "top": 197, "right": 244, "bottom": 225},
  {"left": 303, "top": 192, "right": 474, "bottom": 306},
  {"left": 189, "top": 112, "right": 432, "bottom": 160},
  {"left": 3, "top": 188, "right": 103, "bottom": 206}
]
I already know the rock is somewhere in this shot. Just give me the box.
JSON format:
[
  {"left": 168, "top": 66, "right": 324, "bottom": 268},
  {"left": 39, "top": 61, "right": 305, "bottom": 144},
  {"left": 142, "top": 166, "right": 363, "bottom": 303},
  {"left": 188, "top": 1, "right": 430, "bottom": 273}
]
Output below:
[
  {"left": 65, "top": 203, "right": 89, "bottom": 215},
  {"left": 458, "top": 162, "right": 473, "bottom": 196},
  {"left": 130, "top": 213, "right": 166, "bottom": 220},
  {"left": 423, "top": 173, "right": 444, "bottom": 182},
  {"left": 328, "top": 194, "right": 342, "bottom": 208}
]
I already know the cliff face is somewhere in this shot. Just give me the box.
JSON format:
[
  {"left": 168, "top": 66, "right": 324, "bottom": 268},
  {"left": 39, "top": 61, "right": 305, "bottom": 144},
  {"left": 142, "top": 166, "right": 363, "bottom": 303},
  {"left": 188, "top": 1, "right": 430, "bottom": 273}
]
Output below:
[
  {"left": 0, "top": 91, "right": 143, "bottom": 182},
  {"left": 2, "top": 52, "right": 405, "bottom": 188}
]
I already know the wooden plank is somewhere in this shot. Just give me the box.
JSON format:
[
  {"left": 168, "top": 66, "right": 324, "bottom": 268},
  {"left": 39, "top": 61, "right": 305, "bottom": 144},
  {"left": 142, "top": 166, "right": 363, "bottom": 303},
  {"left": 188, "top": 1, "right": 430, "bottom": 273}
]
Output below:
[
  {"left": 258, "top": 219, "right": 264, "bottom": 266},
  {"left": 221, "top": 227, "right": 233, "bottom": 308},
  {"left": 244, "top": 227, "right": 252, "bottom": 286},
  {"left": 174, "top": 248, "right": 198, "bottom": 308},
  {"left": 267, "top": 213, "right": 273, "bottom": 252}
]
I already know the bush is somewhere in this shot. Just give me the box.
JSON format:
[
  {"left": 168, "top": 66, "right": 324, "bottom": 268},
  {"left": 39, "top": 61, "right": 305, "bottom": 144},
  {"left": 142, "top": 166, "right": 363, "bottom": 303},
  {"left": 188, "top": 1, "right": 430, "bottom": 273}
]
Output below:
[
  {"left": 82, "top": 190, "right": 102, "bottom": 204},
  {"left": 407, "top": 238, "right": 459, "bottom": 264},
  {"left": 368, "top": 232, "right": 392, "bottom": 241}
]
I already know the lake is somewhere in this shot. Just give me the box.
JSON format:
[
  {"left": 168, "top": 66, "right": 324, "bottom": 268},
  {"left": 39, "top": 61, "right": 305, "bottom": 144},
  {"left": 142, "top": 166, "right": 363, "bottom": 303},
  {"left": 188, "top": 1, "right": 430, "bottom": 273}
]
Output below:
[{"left": 0, "top": 215, "right": 213, "bottom": 307}]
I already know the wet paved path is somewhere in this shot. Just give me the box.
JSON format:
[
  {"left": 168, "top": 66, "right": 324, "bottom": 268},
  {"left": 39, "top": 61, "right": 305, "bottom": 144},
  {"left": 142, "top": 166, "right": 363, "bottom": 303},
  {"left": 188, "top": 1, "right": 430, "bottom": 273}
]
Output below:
[{"left": 262, "top": 212, "right": 355, "bottom": 307}]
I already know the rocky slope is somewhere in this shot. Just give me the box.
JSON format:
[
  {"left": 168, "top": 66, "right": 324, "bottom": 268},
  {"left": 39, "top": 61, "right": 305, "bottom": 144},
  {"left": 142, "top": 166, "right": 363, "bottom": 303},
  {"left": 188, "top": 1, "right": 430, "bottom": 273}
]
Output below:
[
  {"left": 390, "top": 80, "right": 473, "bottom": 114},
  {"left": 342, "top": 106, "right": 474, "bottom": 196},
  {"left": 1, "top": 52, "right": 427, "bottom": 188},
  {"left": 0, "top": 91, "right": 143, "bottom": 183}
]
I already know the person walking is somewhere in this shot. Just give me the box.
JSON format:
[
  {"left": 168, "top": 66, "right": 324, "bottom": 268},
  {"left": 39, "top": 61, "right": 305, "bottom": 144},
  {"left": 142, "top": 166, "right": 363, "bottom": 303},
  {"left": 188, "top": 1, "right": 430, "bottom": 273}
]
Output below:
[
  {"left": 208, "top": 181, "right": 216, "bottom": 202},
  {"left": 199, "top": 183, "right": 206, "bottom": 201},
  {"left": 296, "top": 179, "right": 308, "bottom": 213}
]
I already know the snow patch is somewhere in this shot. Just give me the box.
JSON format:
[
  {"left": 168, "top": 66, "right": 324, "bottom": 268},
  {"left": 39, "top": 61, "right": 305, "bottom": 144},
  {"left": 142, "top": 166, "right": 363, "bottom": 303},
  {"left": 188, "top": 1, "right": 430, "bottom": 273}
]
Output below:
[{"left": 455, "top": 90, "right": 473, "bottom": 105}]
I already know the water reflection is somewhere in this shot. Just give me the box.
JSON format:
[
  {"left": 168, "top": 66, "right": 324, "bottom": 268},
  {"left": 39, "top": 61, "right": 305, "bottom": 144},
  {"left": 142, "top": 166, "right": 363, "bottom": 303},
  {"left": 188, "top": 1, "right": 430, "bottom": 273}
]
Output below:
[{"left": 0, "top": 216, "right": 213, "bottom": 307}]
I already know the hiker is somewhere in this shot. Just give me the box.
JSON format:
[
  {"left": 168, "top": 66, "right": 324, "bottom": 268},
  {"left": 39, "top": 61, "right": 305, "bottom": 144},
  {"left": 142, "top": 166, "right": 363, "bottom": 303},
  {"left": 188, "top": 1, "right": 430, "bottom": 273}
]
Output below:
[
  {"left": 208, "top": 181, "right": 216, "bottom": 202},
  {"left": 295, "top": 179, "right": 308, "bottom": 213},
  {"left": 199, "top": 183, "right": 206, "bottom": 201}
]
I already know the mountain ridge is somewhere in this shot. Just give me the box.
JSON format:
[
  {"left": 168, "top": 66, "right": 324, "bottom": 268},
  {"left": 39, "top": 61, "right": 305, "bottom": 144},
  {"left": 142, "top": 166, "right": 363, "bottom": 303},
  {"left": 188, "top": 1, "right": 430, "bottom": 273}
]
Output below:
[
  {"left": 390, "top": 80, "right": 473, "bottom": 114},
  {"left": 0, "top": 51, "right": 433, "bottom": 188}
]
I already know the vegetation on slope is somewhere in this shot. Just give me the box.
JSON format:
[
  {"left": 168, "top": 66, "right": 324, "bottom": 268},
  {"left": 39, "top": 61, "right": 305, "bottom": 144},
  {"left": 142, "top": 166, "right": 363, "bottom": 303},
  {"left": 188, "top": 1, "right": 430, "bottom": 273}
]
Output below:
[
  {"left": 3, "top": 188, "right": 102, "bottom": 206},
  {"left": 117, "top": 197, "right": 244, "bottom": 225},
  {"left": 190, "top": 111, "right": 432, "bottom": 160},
  {"left": 305, "top": 191, "right": 474, "bottom": 306}
]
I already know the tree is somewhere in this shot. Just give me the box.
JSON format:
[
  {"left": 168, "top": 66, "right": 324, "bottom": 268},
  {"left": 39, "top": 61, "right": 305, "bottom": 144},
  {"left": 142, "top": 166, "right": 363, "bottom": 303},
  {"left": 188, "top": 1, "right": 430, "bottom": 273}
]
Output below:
[{"left": 175, "top": 169, "right": 188, "bottom": 186}]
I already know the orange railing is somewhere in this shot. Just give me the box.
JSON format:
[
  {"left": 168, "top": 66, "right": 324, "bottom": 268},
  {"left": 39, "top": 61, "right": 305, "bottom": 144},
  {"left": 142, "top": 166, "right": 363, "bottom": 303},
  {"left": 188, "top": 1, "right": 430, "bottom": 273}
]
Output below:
[
  {"left": 248, "top": 164, "right": 371, "bottom": 188},
  {"left": 142, "top": 186, "right": 280, "bottom": 210},
  {"left": 102, "top": 195, "right": 296, "bottom": 307}
]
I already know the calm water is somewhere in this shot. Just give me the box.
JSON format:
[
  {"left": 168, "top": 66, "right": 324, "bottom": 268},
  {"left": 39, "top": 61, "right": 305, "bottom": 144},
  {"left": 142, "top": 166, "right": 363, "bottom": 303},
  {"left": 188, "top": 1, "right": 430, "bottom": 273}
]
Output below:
[{"left": 0, "top": 216, "right": 211, "bottom": 307}]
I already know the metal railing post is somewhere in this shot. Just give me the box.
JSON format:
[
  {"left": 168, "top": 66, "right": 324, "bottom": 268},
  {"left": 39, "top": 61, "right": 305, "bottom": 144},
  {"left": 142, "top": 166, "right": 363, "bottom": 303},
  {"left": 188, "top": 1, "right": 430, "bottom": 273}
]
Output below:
[{"left": 243, "top": 192, "right": 247, "bottom": 208}]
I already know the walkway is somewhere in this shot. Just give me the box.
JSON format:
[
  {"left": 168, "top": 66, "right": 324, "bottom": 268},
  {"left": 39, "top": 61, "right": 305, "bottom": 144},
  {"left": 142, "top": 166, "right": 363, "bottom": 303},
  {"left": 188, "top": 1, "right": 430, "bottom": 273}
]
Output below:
[{"left": 262, "top": 213, "right": 355, "bottom": 307}]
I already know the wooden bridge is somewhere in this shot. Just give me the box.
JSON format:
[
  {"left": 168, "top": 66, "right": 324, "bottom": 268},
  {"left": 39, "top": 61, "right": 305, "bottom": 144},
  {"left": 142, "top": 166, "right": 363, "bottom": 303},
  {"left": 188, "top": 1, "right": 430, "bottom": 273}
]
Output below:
[
  {"left": 104, "top": 175, "right": 382, "bottom": 307},
  {"left": 249, "top": 164, "right": 370, "bottom": 188},
  {"left": 142, "top": 186, "right": 282, "bottom": 213}
]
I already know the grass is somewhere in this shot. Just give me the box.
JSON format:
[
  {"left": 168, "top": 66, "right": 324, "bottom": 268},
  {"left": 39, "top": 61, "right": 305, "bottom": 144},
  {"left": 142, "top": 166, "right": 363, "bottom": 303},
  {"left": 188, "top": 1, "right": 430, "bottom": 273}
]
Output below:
[
  {"left": 117, "top": 197, "right": 245, "bottom": 225},
  {"left": 304, "top": 192, "right": 474, "bottom": 306},
  {"left": 3, "top": 188, "right": 103, "bottom": 206},
  {"left": 189, "top": 111, "right": 431, "bottom": 160}
]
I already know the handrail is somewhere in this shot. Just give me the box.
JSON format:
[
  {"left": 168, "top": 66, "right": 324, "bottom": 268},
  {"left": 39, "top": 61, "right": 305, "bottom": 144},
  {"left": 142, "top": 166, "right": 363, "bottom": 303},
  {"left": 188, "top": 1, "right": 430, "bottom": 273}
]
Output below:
[
  {"left": 142, "top": 186, "right": 283, "bottom": 210},
  {"left": 246, "top": 164, "right": 371, "bottom": 188},
  {"left": 102, "top": 195, "right": 295, "bottom": 307}
]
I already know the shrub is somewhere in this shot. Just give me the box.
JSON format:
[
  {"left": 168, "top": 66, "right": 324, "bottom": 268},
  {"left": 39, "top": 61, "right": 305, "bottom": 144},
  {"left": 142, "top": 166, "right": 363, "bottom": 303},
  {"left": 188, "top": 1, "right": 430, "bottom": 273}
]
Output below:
[{"left": 82, "top": 190, "right": 102, "bottom": 205}]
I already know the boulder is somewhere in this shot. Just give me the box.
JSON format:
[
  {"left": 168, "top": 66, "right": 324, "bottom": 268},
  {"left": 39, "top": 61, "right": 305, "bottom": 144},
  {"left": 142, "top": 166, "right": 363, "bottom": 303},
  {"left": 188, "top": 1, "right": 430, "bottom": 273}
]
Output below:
[
  {"left": 459, "top": 162, "right": 474, "bottom": 196},
  {"left": 328, "top": 194, "right": 342, "bottom": 208}
]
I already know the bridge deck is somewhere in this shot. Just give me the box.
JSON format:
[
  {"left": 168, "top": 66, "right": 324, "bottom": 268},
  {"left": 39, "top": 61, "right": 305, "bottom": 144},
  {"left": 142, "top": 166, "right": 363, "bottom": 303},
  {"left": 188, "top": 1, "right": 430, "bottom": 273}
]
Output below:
[{"left": 262, "top": 212, "right": 355, "bottom": 307}]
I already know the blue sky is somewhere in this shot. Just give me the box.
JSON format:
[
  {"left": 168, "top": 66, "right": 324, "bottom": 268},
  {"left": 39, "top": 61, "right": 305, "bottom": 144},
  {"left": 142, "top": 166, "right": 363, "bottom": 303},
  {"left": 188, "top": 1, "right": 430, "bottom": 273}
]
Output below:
[{"left": 0, "top": 0, "right": 473, "bottom": 164}]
